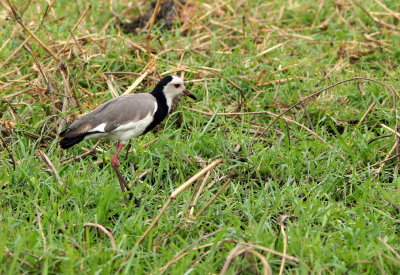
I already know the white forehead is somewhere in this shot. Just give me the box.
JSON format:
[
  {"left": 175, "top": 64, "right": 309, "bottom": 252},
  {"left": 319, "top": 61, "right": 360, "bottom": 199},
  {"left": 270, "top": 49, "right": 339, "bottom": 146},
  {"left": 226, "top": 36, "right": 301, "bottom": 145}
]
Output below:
[{"left": 170, "top": 76, "right": 184, "bottom": 84}]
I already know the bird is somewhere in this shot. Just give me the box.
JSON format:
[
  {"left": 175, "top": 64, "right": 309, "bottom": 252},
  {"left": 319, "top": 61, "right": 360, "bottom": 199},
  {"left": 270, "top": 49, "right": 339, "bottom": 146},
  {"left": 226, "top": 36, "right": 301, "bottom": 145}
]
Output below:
[{"left": 59, "top": 75, "right": 196, "bottom": 196}]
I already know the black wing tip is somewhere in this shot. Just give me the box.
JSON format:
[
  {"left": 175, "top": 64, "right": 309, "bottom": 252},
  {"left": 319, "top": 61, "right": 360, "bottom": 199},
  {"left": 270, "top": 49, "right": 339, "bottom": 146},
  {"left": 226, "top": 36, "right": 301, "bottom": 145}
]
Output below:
[
  {"left": 59, "top": 129, "right": 67, "bottom": 137},
  {"left": 59, "top": 135, "right": 85, "bottom": 149}
]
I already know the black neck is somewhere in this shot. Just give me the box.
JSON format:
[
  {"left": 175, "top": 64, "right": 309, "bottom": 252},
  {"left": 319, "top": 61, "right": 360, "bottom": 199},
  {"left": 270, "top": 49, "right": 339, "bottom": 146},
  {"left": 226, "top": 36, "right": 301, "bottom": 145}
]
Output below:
[{"left": 143, "top": 77, "right": 172, "bottom": 134}]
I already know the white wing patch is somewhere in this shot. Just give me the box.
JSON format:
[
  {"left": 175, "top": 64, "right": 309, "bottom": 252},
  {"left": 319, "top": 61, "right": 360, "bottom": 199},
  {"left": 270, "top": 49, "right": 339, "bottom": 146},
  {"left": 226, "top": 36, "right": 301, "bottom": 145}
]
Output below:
[{"left": 89, "top": 122, "right": 107, "bottom": 132}]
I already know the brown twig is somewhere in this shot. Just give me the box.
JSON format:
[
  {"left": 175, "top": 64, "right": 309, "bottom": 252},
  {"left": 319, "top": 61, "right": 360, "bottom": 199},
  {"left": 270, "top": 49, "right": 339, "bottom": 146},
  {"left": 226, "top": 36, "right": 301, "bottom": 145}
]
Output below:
[
  {"left": 69, "top": 31, "right": 85, "bottom": 58},
  {"left": 143, "top": 136, "right": 161, "bottom": 148},
  {"left": 0, "top": 136, "right": 16, "bottom": 170},
  {"left": 84, "top": 222, "right": 117, "bottom": 251},
  {"left": 368, "top": 134, "right": 392, "bottom": 144},
  {"left": 370, "top": 153, "right": 400, "bottom": 168},
  {"left": 40, "top": 0, "right": 57, "bottom": 27},
  {"left": 61, "top": 140, "right": 102, "bottom": 165},
  {"left": 297, "top": 89, "right": 315, "bottom": 131},
  {"left": 4, "top": 249, "right": 34, "bottom": 268},
  {"left": 37, "top": 150, "right": 64, "bottom": 186},
  {"left": 23, "top": 43, "right": 50, "bottom": 84}
]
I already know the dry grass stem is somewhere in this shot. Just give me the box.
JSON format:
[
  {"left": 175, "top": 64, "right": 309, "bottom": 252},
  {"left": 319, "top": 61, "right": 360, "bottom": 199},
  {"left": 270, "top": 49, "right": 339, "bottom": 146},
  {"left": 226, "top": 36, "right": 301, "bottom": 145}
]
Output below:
[
  {"left": 256, "top": 42, "right": 286, "bottom": 57},
  {"left": 23, "top": 44, "right": 49, "bottom": 84},
  {"left": 145, "top": 0, "right": 163, "bottom": 55},
  {"left": 1, "top": 36, "right": 32, "bottom": 68},
  {"left": 57, "top": 5, "right": 92, "bottom": 55},
  {"left": 37, "top": 150, "right": 64, "bottom": 186},
  {"left": 106, "top": 76, "right": 120, "bottom": 98},
  {"left": 239, "top": 242, "right": 300, "bottom": 263},
  {"left": 189, "top": 170, "right": 211, "bottom": 217},
  {"left": 278, "top": 216, "right": 288, "bottom": 275},
  {"left": 374, "top": 0, "right": 400, "bottom": 21},
  {"left": 6, "top": 0, "right": 63, "bottom": 63},
  {"left": 356, "top": 101, "right": 376, "bottom": 128},
  {"left": 381, "top": 124, "right": 400, "bottom": 139},
  {"left": 219, "top": 244, "right": 251, "bottom": 275},
  {"left": 195, "top": 178, "right": 232, "bottom": 218},
  {"left": 159, "top": 229, "right": 222, "bottom": 273},
  {"left": 374, "top": 140, "right": 398, "bottom": 176},
  {"left": 136, "top": 158, "right": 223, "bottom": 246},
  {"left": 84, "top": 222, "right": 117, "bottom": 251},
  {"left": 122, "top": 60, "right": 156, "bottom": 95},
  {"left": 247, "top": 249, "right": 272, "bottom": 275},
  {"left": 377, "top": 237, "right": 400, "bottom": 260},
  {"left": 352, "top": 0, "right": 400, "bottom": 31}
]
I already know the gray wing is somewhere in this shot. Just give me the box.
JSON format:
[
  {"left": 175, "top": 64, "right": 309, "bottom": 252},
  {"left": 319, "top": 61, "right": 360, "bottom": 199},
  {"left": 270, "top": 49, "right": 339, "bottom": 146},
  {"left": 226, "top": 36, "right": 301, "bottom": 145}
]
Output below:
[{"left": 60, "top": 94, "right": 156, "bottom": 138}]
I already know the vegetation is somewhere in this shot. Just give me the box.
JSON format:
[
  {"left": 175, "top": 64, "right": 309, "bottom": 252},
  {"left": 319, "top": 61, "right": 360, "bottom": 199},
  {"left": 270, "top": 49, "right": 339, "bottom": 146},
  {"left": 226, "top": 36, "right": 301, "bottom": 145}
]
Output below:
[{"left": 1, "top": 0, "right": 399, "bottom": 273}]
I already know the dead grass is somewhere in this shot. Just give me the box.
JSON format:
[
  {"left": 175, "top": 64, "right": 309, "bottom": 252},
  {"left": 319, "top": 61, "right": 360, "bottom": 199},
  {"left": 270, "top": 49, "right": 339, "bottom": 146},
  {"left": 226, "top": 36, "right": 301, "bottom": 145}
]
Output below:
[{"left": 1, "top": 0, "right": 399, "bottom": 273}]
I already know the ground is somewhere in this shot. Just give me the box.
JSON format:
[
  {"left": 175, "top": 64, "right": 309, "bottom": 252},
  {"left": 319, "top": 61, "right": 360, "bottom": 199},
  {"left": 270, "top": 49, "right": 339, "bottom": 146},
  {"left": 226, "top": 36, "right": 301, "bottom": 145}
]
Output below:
[{"left": 0, "top": 0, "right": 399, "bottom": 274}]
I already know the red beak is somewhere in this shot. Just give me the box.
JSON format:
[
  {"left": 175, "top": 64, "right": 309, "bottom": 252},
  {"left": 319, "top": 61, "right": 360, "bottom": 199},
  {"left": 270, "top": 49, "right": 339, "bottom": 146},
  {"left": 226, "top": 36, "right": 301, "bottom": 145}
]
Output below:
[{"left": 183, "top": 89, "right": 197, "bottom": 100}]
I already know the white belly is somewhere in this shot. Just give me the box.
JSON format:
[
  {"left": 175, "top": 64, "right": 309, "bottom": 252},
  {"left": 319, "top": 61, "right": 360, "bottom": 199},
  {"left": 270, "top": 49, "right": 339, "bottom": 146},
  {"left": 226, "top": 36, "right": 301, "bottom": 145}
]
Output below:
[{"left": 84, "top": 115, "right": 154, "bottom": 144}]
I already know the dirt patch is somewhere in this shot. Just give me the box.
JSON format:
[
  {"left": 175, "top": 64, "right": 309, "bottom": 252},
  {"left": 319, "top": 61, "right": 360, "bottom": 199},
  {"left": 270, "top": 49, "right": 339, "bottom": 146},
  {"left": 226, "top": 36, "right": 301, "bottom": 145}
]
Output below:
[{"left": 119, "top": 0, "right": 185, "bottom": 33}]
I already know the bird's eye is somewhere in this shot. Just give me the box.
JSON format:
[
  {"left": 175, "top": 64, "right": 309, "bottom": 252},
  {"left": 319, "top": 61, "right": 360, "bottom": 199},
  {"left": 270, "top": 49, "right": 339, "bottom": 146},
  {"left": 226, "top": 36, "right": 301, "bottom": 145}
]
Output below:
[{"left": 173, "top": 84, "right": 181, "bottom": 88}]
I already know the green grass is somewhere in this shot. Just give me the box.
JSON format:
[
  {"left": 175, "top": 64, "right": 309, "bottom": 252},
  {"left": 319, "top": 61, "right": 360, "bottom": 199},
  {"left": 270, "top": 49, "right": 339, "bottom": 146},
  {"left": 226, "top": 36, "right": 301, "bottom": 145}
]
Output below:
[{"left": 1, "top": 0, "right": 399, "bottom": 274}]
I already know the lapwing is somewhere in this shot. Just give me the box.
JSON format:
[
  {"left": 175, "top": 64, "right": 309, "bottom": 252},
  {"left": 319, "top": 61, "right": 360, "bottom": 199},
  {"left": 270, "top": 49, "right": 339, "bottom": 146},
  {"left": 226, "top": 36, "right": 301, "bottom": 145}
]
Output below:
[{"left": 59, "top": 75, "right": 196, "bottom": 197}]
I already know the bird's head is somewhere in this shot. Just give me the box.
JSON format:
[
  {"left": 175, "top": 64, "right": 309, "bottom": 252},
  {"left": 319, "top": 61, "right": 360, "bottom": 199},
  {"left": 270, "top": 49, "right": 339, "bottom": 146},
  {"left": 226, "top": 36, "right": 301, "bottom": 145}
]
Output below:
[{"left": 157, "top": 75, "right": 197, "bottom": 101}]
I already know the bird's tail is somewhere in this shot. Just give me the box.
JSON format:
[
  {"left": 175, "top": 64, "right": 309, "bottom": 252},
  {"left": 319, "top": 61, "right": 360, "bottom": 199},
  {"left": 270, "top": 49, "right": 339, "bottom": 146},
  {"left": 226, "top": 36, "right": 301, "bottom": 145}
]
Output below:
[{"left": 59, "top": 135, "right": 85, "bottom": 149}]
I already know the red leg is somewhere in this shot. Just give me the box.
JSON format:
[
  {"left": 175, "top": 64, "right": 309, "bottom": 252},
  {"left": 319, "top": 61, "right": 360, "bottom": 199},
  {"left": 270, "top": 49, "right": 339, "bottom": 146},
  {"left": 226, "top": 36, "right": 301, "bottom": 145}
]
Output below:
[
  {"left": 111, "top": 142, "right": 124, "bottom": 169},
  {"left": 110, "top": 142, "right": 133, "bottom": 200}
]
